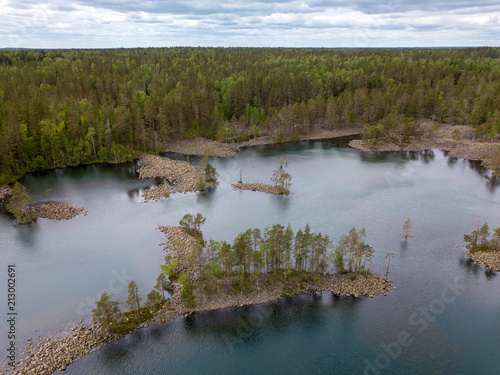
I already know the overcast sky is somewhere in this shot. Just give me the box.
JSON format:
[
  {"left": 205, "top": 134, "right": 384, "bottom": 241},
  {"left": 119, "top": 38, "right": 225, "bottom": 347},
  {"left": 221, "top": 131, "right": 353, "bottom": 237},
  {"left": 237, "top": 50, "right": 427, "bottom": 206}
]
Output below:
[{"left": 1, "top": 0, "right": 499, "bottom": 48}]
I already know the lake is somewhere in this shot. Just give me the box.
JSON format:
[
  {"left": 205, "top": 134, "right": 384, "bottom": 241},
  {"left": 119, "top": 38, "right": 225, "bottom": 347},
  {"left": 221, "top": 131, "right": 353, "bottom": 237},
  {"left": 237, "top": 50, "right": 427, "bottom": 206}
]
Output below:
[{"left": 1, "top": 139, "right": 499, "bottom": 374}]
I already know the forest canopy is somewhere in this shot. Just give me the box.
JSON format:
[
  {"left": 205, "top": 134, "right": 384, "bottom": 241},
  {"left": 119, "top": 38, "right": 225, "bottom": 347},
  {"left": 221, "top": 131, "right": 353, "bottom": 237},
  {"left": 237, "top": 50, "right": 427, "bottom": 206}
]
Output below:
[{"left": 0, "top": 47, "right": 499, "bottom": 184}]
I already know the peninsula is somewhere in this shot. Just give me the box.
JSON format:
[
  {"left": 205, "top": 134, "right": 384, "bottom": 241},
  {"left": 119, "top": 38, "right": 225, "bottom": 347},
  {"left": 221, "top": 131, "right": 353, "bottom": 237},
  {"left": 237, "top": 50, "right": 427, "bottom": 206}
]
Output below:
[{"left": 8, "top": 216, "right": 395, "bottom": 375}]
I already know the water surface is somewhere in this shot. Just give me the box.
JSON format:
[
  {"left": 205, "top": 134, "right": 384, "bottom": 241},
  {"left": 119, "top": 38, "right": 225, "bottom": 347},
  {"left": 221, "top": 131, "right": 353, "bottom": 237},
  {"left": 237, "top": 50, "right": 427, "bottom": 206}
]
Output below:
[{"left": 1, "top": 140, "right": 499, "bottom": 374}]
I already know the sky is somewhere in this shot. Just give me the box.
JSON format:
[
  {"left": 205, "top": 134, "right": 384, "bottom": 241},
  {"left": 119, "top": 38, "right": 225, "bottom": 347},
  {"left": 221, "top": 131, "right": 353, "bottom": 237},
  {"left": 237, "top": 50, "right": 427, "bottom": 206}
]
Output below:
[{"left": 1, "top": 0, "right": 499, "bottom": 48}]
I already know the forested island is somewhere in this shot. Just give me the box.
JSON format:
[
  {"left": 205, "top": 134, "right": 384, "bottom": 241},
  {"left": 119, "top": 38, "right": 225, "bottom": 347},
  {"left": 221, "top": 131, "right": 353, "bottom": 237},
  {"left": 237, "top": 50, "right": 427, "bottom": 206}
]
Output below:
[{"left": 1, "top": 47, "right": 500, "bottom": 187}]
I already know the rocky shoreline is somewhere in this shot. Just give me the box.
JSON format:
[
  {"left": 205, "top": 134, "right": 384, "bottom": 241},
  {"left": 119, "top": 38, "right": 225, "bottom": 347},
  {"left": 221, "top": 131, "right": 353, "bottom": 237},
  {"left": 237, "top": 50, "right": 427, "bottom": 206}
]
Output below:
[
  {"left": 0, "top": 185, "right": 12, "bottom": 202},
  {"left": 189, "top": 273, "right": 395, "bottom": 315},
  {"left": 137, "top": 155, "right": 213, "bottom": 202},
  {"left": 349, "top": 125, "right": 500, "bottom": 173},
  {"left": 232, "top": 182, "right": 287, "bottom": 195},
  {"left": 467, "top": 251, "right": 500, "bottom": 272},
  {"left": 163, "top": 127, "right": 362, "bottom": 157},
  {"left": 5, "top": 321, "right": 114, "bottom": 375},
  {"left": 157, "top": 225, "right": 200, "bottom": 277},
  {"left": 164, "top": 137, "right": 238, "bottom": 157},
  {"left": 5, "top": 273, "right": 394, "bottom": 375},
  {"left": 161, "top": 125, "right": 498, "bottom": 174},
  {"left": 30, "top": 202, "right": 87, "bottom": 220}
]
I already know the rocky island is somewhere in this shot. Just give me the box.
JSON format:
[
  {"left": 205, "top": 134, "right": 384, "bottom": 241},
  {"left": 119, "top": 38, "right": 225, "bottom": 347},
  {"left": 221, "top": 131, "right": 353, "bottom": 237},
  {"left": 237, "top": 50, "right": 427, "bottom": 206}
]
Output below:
[
  {"left": 232, "top": 182, "right": 288, "bottom": 195},
  {"left": 31, "top": 202, "right": 87, "bottom": 220},
  {"left": 464, "top": 222, "right": 500, "bottom": 271},
  {"left": 137, "top": 154, "right": 216, "bottom": 202}
]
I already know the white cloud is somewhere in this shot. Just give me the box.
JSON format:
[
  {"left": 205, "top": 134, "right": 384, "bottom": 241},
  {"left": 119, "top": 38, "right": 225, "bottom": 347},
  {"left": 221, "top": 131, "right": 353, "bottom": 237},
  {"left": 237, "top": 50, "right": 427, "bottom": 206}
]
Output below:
[{"left": 0, "top": 0, "right": 499, "bottom": 48}]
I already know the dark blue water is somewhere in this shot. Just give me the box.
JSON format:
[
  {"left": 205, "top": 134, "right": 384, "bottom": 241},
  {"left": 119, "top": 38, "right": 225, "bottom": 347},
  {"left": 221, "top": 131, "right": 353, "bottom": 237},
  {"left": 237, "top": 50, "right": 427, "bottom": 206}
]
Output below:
[{"left": 1, "top": 140, "right": 499, "bottom": 374}]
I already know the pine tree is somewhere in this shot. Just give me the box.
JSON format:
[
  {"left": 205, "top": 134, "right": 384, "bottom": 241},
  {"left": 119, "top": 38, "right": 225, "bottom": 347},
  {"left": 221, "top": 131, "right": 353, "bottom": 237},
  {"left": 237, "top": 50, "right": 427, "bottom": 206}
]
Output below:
[
  {"left": 478, "top": 222, "right": 490, "bottom": 247},
  {"left": 155, "top": 274, "right": 169, "bottom": 300},
  {"left": 204, "top": 162, "right": 218, "bottom": 183},
  {"left": 7, "top": 182, "right": 37, "bottom": 224},
  {"left": 491, "top": 227, "right": 500, "bottom": 251},
  {"left": 402, "top": 218, "right": 412, "bottom": 239},
  {"left": 179, "top": 273, "right": 196, "bottom": 308},
  {"left": 196, "top": 176, "right": 206, "bottom": 191},
  {"left": 126, "top": 281, "right": 142, "bottom": 316},
  {"left": 251, "top": 228, "right": 262, "bottom": 273},
  {"left": 147, "top": 289, "right": 162, "bottom": 307},
  {"left": 294, "top": 228, "right": 304, "bottom": 272},
  {"left": 91, "top": 291, "right": 120, "bottom": 329},
  {"left": 193, "top": 212, "right": 206, "bottom": 237},
  {"left": 464, "top": 221, "right": 481, "bottom": 249}
]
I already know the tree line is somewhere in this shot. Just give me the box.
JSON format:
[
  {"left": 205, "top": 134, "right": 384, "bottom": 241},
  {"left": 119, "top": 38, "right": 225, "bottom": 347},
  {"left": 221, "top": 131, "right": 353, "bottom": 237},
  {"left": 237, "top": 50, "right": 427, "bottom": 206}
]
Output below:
[
  {"left": 1, "top": 47, "right": 499, "bottom": 184},
  {"left": 162, "top": 214, "right": 379, "bottom": 305}
]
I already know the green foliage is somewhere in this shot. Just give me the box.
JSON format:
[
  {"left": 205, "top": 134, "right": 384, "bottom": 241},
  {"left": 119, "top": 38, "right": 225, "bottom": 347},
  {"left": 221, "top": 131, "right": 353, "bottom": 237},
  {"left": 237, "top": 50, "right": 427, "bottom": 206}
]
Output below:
[
  {"left": 7, "top": 182, "right": 37, "bottom": 224},
  {"left": 179, "top": 212, "right": 206, "bottom": 238},
  {"left": 179, "top": 273, "right": 196, "bottom": 308},
  {"left": 2, "top": 47, "right": 499, "bottom": 183},
  {"left": 196, "top": 176, "right": 206, "bottom": 191},
  {"left": 109, "top": 307, "right": 154, "bottom": 335},
  {"left": 485, "top": 146, "right": 500, "bottom": 173},
  {"left": 335, "top": 227, "right": 374, "bottom": 275},
  {"left": 126, "top": 281, "right": 142, "bottom": 316},
  {"left": 282, "top": 286, "right": 298, "bottom": 297},
  {"left": 156, "top": 214, "right": 386, "bottom": 306},
  {"left": 155, "top": 273, "right": 170, "bottom": 300},
  {"left": 146, "top": 289, "right": 163, "bottom": 308},
  {"left": 464, "top": 222, "right": 500, "bottom": 252},
  {"left": 199, "top": 152, "right": 218, "bottom": 184},
  {"left": 204, "top": 163, "right": 218, "bottom": 183},
  {"left": 160, "top": 258, "right": 180, "bottom": 282},
  {"left": 184, "top": 220, "right": 374, "bottom": 296},
  {"left": 199, "top": 263, "right": 223, "bottom": 294},
  {"left": 363, "top": 113, "right": 420, "bottom": 145},
  {"left": 270, "top": 159, "right": 292, "bottom": 194},
  {"left": 333, "top": 250, "right": 344, "bottom": 274},
  {"left": 91, "top": 291, "right": 120, "bottom": 329}
]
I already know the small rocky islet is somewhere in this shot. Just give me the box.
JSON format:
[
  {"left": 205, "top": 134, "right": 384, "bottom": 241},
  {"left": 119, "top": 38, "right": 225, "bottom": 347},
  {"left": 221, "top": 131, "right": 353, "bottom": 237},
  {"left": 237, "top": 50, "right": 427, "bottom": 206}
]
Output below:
[
  {"left": 232, "top": 182, "right": 287, "bottom": 195},
  {"left": 137, "top": 155, "right": 214, "bottom": 202},
  {"left": 30, "top": 202, "right": 87, "bottom": 220}
]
